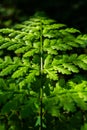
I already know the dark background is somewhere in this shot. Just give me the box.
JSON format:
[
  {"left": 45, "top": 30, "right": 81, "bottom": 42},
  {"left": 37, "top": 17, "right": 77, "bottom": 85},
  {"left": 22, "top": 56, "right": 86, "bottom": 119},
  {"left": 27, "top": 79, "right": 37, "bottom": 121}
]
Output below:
[{"left": 0, "top": 0, "right": 87, "bottom": 33}]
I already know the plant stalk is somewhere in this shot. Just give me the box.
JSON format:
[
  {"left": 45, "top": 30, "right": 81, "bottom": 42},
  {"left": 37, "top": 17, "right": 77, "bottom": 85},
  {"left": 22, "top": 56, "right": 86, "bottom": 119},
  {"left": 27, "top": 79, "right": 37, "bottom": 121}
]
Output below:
[{"left": 39, "top": 21, "right": 43, "bottom": 130}]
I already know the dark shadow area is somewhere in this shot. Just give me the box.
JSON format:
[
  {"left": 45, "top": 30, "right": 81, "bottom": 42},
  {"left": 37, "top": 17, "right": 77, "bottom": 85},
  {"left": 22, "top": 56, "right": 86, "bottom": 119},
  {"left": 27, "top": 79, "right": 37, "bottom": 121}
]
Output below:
[{"left": 1, "top": 0, "right": 87, "bottom": 33}]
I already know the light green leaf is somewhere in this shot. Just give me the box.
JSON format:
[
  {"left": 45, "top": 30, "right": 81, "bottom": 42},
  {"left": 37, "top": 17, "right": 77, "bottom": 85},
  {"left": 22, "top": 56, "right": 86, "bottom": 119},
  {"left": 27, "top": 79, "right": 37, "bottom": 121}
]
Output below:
[
  {"left": 0, "top": 65, "right": 16, "bottom": 76},
  {"left": 44, "top": 55, "right": 52, "bottom": 68},
  {"left": 7, "top": 43, "right": 22, "bottom": 50},
  {"left": 15, "top": 45, "right": 31, "bottom": 54},
  {"left": 12, "top": 67, "right": 28, "bottom": 78},
  {"left": 74, "top": 61, "right": 87, "bottom": 70},
  {"left": 63, "top": 63, "right": 79, "bottom": 73},
  {"left": 23, "top": 49, "right": 38, "bottom": 57},
  {"left": 65, "top": 28, "right": 80, "bottom": 33},
  {"left": 0, "top": 41, "right": 13, "bottom": 49},
  {"left": 35, "top": 116, "right": 41, "bottom": 126},
  {"left": 54, "top": 65, "right": 71, "bottom": 74},
  {"left": 44, "top": 69, "right": 58, "bottom": 80}
]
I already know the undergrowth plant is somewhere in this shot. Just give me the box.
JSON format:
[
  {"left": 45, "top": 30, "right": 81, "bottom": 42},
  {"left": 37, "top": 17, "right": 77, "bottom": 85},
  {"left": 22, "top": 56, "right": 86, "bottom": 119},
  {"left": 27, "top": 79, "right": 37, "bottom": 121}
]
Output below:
[{"left": 0, "top": 13, "right": 87, "bottom": 130}]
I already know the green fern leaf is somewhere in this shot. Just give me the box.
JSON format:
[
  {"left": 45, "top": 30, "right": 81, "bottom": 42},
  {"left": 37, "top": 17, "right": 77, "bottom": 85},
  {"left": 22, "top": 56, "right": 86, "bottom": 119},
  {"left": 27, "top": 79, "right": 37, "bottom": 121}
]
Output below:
[
  {"left": 44, "top": 55, "right": 52, "bottom": 68},
  {"left": 60, "top": 95, "right": 76, "bottom": 112},
  {"left": 43, "top": 29, "right": 59, "bottom": 38},
  {"left": 0, "top": 41, "right": 14, "bottom": 49},
  {"left": 41, "top": 19, "right": 55, "bottom": 24},
  {"left": 0, "top": 58, "right": 3, "bottom": 63},
  {"left": 63, "top": 63, "right": 79, "bottom": 73},
  {"left": 0, "top": 78, "right": 7, "bottom": 90},
  {"left": 79, "top": 34, "right": 87, "bottom": 40},
  {"left": 0, "top": 28, "right": 14, "bottom": 34},
  {"left": 12, "top": 67, "right": 28, "bottom": 78},
  {"left": 19, "top": 79, "right": 26, "bottom": 88},
  {"left": 0, "top": 65, "right": 16, "bottom": 76},
  {"left": 65, "top": 28, "right": 80, "bottom": 33},
  {"left": 8, "top": 31, "right": 19, "bottom": 37},
  {"left": 69, "top": 54, "right": 78, "bottom": 61},
  {"left": 73, "top": 95, "right": 87, "bottom": 110},
  {"left": 23, "top": 33, "right": 37, "bottom": 41},
  {"left": 74, "top": 60, "right": 87, "bottom": 70},
  {"left": 14, "top": 32, "right": 26, "bottom": 39},
  {"left": 15, "top": 45, "right": 31, "bottom": 54},
  {"left": 75, "top": 39, "right": 84, "bottom": 45},
  {"left": 25, "top": 69, "right": 39, "bottom": 83},
  {"left": 23, "top": 49, "right": 38, "bottom": 57},
  {"left": 45, "top": 48, "right": 58, "bottom": 54},
  {"left": 7, "top": 43, "right": 23, "bottom": 50},
  {"left": 54, "top": 65, "right": 71, "bottom": 74},
  {"left": 44, "top": 68, "right": 58, "bottom": 80},
  {"left": 0, "top": 56, "right": 12, "bottom": 69},
  {"left": 43, "top": 23, "right": 66, "bottom": 30},
  {"left": 78, "top": 54, "right": 87, "bottom": 64},
  {"left": 0, "top": 35, "right": 4, "bottom": 44},
  {"left": 66, "top": 41, "right": 79, "bottom": 48},
  {"left": 43, "top": 39, "right": 50, "bottom": 48},
  {"left": 33, "top": 42, "right": 41, "bottom": 49}
]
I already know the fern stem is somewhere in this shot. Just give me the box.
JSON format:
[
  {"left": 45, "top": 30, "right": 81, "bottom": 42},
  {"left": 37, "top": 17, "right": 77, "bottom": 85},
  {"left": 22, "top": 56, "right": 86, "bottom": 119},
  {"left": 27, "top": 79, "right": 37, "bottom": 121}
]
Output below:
[{"left": 39, "top": 20, "right": 43, "bottom": 130}]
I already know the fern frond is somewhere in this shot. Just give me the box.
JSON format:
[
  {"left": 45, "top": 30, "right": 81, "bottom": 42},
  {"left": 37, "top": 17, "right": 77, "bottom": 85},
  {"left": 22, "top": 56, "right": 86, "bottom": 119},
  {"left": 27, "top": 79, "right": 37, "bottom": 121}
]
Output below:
[
  {"left": 12, "top": 66, "right": 29, "bottom": 78},
  {"left": 0, "top": 41, "right": 14, "bottom": 49},
  {"left": 0, "top": 28, "right": 14, "bottom": 34},
  {"left": 44, "top": 55, "right": 52, "bottom": 68},
  {"left": 0, "top": 65, "right": 16, "bottom": 76},
  {"left": 63, "top": 63, "right": 79, "bottom": 73},
  {"left": 0, "top": 56, "right": 12, "bottom": 69},
  {"left": 15, "top": 45, "right": 31, "bottom": 54},
  {"left": 7, "top": 43, "right": 23, "bottom": 50},
  {"left": 23, "top": 49, "right": 39, "bottom": 57},
  {"left": 43, "top": 23, "right": 66, "bottom": 30},
  {"left": 0, "top": 78, "right": 8, "bottom": 90},
  {"left": 44, "top": 68, "right": 58, "bottom": 80},
  {"left": 64, "top": 28, "right": 80, "bottom": 33},
  {"left": 54, "top": 65, "right": 71, "bottom": 74},
  {"left": 74, "top": 60, "right": 87, "bottom": 70},
  {"left": 19, "top": 66, "right": 39, "bottom": 88},
  {"left": 78, "top": 54, "right": 87, "bottom": 64},
  {"left": 0, "top": 14, "right": 87, "bottom": 129}
]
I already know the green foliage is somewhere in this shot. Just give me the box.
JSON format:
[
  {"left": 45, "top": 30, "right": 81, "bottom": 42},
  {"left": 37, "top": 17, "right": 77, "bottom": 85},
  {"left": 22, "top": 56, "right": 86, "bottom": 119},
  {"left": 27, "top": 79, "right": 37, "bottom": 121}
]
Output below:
[{"left": 0, "top": 13, "right": 87, "bottom": 130}]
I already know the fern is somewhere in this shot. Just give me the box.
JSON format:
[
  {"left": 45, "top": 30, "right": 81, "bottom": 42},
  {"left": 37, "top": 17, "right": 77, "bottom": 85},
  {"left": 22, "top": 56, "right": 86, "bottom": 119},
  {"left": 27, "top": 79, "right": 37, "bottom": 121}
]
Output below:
[{"left": 0, "top": 13, "right": 87, "bottom": 130}]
